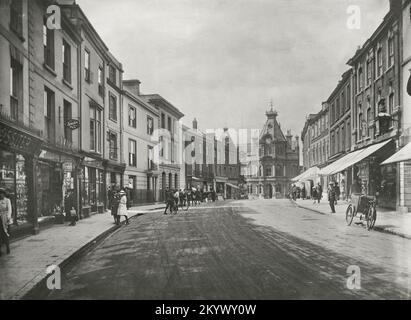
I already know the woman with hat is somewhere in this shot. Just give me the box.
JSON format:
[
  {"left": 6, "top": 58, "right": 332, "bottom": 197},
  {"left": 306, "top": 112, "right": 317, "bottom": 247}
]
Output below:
[
  {"left": 117, "top": 189, "right": 129, "bottom": 225},
  {"left": 0, "top": 188, "right": 12, "bottom": 256}
]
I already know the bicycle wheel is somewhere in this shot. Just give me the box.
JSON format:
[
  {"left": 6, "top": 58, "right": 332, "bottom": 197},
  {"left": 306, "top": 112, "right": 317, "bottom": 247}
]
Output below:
[
  {"left": 346, "top": 204, "right": 354, "bottom": 226},
  {"left": 366, "top": 205, "right": 376, "bottom": 230}
]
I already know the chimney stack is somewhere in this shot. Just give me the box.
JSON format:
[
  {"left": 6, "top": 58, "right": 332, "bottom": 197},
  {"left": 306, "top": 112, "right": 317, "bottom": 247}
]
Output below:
[
  {"left": 389, "top": 0, "right": 401, "bottom": 12},
  {"left": 123, "top": 79, "right": 141, "bottom": 97},
  {"left": 193, "top": 118, "right": 198, "bottom": 130}
]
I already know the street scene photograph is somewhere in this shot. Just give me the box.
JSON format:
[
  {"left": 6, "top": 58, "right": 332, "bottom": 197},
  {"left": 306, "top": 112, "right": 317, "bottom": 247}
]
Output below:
[{"left": 1, "top": 0, "right": 411, "bottom": 305}]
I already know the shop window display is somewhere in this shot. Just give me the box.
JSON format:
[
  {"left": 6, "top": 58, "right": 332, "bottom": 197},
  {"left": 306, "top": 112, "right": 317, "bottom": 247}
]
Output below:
[
  {"left": 37, "top": 161, "right": 62, "bottom": 216},
  {"left": 0, "top": 151, "right": 29, "bottom": 224}
]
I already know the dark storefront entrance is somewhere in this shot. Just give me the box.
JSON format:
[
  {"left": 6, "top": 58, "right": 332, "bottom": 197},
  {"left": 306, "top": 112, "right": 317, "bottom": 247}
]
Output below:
[{"left": 0, "top": 118, "right": 43, "bottom": 234}]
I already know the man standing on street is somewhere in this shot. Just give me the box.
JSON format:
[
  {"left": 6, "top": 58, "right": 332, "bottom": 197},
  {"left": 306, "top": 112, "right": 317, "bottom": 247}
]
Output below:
[
  {"left": 328, "top": 182, "right": 336, "bottom": 213},
  {"left": 164, "top": 187, "right": 173, "bottom": 215}
]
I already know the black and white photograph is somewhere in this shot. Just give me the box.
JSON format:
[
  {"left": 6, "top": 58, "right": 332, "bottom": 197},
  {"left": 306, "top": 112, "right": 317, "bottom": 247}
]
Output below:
[{"left": 1, "top": 0, "right": 411, "bottom": 307}]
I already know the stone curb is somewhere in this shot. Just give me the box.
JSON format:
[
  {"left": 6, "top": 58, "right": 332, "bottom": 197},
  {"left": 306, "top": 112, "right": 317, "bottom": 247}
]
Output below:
[
  {"left": 291, "top": 199, "right": 411, "bottom": 240},
  {"left": 14, "top": 214, "right": 140, "bottom": 300}
]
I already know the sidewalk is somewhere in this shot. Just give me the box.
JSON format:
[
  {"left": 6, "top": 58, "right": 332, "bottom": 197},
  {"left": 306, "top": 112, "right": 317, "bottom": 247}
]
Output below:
[
  {"left": 0, "top": 203, "right": 162, "bottom": 300},
  {"left": 293, "top": 199, "right": 411, "bottom": 239}
]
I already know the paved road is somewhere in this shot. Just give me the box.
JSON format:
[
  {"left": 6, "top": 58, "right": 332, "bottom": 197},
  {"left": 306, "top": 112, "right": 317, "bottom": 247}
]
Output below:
[{"left": 28, "top": 199, "right": 411, "bottom": 299}]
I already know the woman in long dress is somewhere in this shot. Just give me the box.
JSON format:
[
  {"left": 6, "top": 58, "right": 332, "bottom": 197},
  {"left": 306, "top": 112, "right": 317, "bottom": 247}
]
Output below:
[
  {"left": 118, "top": 190, "right": 129, "bottom": 225},
  {"left": 0, "top": 188, "right": 12, "bottom": 256}
]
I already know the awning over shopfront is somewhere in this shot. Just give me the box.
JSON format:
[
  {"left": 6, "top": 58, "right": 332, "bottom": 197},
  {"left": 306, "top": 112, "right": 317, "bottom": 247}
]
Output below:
[
  {"left": 291, "top": 166, "right": 320, "bottom": 182},
  {"left": 320, "top": 140, "right": 392, "bottom": 176},
  {"left": 226, "top": 183, "right": 239, "bottom": 189},
  {"left": 319, "top": 151, "right": 361, "bottom": 176},
  {"left": 381, "top": 142, "right": 411, "bottom": 165}
]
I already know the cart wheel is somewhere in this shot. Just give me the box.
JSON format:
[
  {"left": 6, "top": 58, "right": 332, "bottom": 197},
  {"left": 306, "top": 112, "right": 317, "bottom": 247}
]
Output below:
[
  {"left": 346, "top": 205, "right": 354, "bottom": 226},
  {"left": 366, "top": 206, "right": 377, "bottom": 230}
]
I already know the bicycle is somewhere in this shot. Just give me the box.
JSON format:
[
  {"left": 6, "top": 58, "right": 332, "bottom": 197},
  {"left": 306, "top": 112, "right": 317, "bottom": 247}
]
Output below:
[{"left": 346, "top": 194, "right": 377, "bottom": 231}]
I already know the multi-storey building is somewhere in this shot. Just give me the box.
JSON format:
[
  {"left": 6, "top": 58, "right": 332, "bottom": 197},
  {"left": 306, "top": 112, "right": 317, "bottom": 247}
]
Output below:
[
  {"left": 61, "top": 3, "right": 126, "bottom": 216},
  {"left": 398, "top": 0, "right": 411, "bottom": 211},
  {"left": 183, "top": 119, "right": 214, "bottom": 191},
  {"left": 345, "top": 1, "right": 402, "bottom": 209},
  {"left": 383, "top": 0, "right": 411, "bottom": 212},
  {"left": 324, "top": 70, "right": 352, "bottom": 197},
  {"left": 1, "top": 0, "right": 46, "bottom": 234},
  {"left": 141, "top": 94, "right": 184, "bottom": 201},
  {"left": 246, "top": 108, "right": 299, "bottom": 199},
  {"left": 299, "top": 102, "right": 329, "bottom": 195},
  {"left": 182, "top": 120, "right": 241, "bottom": 198},
  {"left": 122, "top": 80, "right": 159, "bottom": 205},
  {"left": 301, "top": 103, "right": 330, "bottom": 170},
  {"left": 104, "top": 51, "right": 125, "bottom": 194}
]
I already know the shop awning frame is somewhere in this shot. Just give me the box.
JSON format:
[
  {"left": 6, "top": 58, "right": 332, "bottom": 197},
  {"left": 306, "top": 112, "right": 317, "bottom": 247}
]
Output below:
[
  {"left": 320, "top": 140, "right": 392, "bottom": 176},
  {"left": 226, "top": 183, "right": 240, "bottom": 189},
  {"left": 381, "top": 142, "right": 411, "bottom": 165},
  {"left": 319, "top": 151, "right": 362, "bottom": 176},
  {"left": 291, "top": 166, "right": 320, "bottom": 182}
]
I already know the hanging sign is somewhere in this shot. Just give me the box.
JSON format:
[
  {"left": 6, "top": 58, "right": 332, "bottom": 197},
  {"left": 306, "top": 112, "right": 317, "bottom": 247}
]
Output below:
[{"left": 65, "top": 119, "right": 80, "bottom": 130}]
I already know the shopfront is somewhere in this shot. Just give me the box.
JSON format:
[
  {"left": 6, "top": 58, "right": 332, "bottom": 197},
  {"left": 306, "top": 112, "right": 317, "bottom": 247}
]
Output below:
[
  {"left": 104, "top": 161, "right": 126, "bottom": 208},
  {"left": 321, "top": 139, "right": 396, "bottom": 209},
  {"left": 0, "top": 150, "right": 29, "bottom": 225},
  {"left": 81, "top": 157, "right": 105, "bottom": 216},
  {"left": 37, "top": 148, "right": 82, "bottom": 217},
  {"left": 0, "top": 119, "right": 43, "bottom": 233}
]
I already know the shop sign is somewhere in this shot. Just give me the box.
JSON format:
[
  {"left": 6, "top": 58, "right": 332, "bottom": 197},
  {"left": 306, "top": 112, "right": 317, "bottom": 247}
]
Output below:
[
  {"left": 63, "top": 162, "right": 73, "bottom": 172},
  {"left": 65, "top": 119, "right": 80, "bottom": 130},
  {"left": 0, "top": 124, "right": 41, "bottom": 154}
]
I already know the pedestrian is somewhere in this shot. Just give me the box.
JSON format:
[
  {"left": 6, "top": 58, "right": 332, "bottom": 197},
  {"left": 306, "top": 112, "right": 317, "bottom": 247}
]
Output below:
[
  {"left": 111, "top": 190, "right": 120, "bottom": 224},
  {"left": 164, "top": 188, "right": 173, "bottom": 214},
  {"left": 0, "top": 188, "right": 12, "bottom": 256},
  {"left": 334, "top": 182, "right": 340, "bottom": 205},
  {"left": 212, "top": 189, "right": 216, "bottom": 202},
  {"left": 118, "top": 190, "right": 129, "bottom": 224},
  {"left": 312, "top": 185, "right": 317, "bottom": 204},
  {"left": 301, "top": 186, "right": 306, "bottom": 200},
  {"left": 291, "top": 184, "right": 297, "bottom": 201},
  {"left": 179, "top": 189, "right": 185, "bottom": 209},
  {"left": 328, "top": 182, "right": 336, "bottom": 213},
  {"left": 315, "top": 183, "right": 323, "bottom": 204},
  {"left": 107, "top": 185, "right": 113, "bottom": 209},
  {"left": 64, "top": 189, "right": 77, "bottom": 226}
]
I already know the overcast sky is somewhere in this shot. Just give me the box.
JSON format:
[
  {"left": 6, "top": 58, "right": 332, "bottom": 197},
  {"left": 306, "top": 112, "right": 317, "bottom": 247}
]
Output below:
[{"left": 76, "top": 0, "right": 388, "bottom": 138}]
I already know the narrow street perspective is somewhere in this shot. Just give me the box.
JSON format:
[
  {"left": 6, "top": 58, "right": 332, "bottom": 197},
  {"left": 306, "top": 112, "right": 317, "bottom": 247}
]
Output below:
[
  {"left": 1, "top": 0, "right": 411, "bottom": 303},
  {"left": 27, "top": 199, "right": 411, "bottom": 300}
]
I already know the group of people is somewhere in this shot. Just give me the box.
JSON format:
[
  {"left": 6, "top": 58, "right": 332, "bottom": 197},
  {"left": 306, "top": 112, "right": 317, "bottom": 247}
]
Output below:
[
  {"left": 109, "top": 189, "right": 130, "bottom": 225},
  {"left": 163, "top": 188, "right": 217, "bottom": 215},
  {"left": 291, "top": 181, "right": 345, "bottom": 214},
  {"left": 290, "top": 183, "right": 324, "bottom": 203}
]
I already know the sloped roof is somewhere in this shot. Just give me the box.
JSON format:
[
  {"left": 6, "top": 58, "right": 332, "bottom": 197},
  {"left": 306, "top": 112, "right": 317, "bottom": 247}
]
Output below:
[{"left": 259, "top": 109, "right": 287, "bottom": 142}]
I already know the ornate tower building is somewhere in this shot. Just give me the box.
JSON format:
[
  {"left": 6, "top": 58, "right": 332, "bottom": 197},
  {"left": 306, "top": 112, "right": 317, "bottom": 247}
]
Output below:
[{"left": 246, "top": 106, "right": 300, "bottom": 198}]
